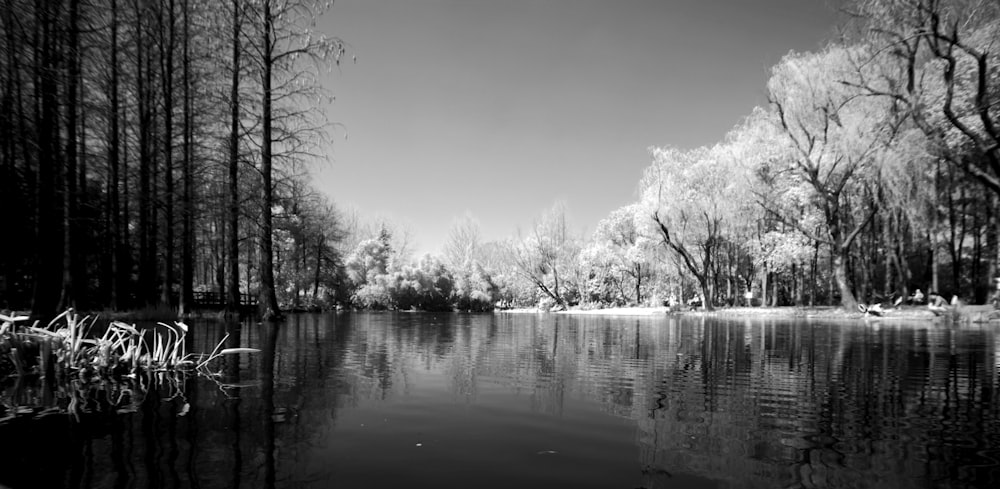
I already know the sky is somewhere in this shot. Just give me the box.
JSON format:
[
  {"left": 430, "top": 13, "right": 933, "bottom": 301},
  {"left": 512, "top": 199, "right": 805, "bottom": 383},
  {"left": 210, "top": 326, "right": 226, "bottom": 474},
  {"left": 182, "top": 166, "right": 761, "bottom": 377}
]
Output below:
[{"left": 314, "top": 0, "right": 845, "bottom": 256}]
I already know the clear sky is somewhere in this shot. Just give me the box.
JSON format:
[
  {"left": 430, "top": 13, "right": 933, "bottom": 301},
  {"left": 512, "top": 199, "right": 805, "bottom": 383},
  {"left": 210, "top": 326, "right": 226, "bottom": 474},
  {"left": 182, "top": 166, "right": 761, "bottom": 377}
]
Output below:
[{"left": 314, "top": 0, "right": 844, "bottom": 256}]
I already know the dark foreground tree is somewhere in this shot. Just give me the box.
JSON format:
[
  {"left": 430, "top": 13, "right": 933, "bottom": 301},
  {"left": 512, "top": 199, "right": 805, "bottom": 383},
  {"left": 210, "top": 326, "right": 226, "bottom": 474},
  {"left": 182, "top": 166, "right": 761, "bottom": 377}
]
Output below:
[{"left": 250, "top": 0, "right": 345, "bottom": 319}]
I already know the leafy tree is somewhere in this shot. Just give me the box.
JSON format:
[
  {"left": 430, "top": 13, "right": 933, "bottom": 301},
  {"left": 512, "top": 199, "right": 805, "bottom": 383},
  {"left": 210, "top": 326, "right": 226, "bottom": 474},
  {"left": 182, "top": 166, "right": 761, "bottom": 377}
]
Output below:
[
  {"left": 345, "top": 227, "right": 394, "bottom": 291},
  {"left": 641, "top": 144, "right": 750, "bottom": 311},
  {"left": 853, "top": 0, "right": 999, "bottom": 196},
  {"left": 581, "top": 203, "right": 655, "bottom": 306},
  {"left": 452, "top": 261, "right": 498, "bottom": 311},
  {"left": 766, "top": 45, "right": 896, "bottom": 310},
  {"left": 852, "top": 0, "right": 1000, "bottom": 295},
  {"left": 274, "top": 184, "right": 345, "bottom": 309}
]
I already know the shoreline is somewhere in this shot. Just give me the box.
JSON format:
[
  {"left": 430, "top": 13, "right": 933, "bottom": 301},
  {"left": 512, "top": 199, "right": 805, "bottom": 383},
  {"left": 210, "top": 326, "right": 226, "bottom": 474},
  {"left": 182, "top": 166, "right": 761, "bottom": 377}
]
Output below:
[{"left": 498, "top": 305, "right": 1000, "bottom": 322}]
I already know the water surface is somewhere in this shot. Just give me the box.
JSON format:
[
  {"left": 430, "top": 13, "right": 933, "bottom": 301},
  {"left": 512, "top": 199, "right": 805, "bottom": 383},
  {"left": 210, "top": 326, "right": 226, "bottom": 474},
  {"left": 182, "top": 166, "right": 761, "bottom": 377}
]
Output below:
[{"left": 2, "top": 312, "right": 999, "bottom": 488}]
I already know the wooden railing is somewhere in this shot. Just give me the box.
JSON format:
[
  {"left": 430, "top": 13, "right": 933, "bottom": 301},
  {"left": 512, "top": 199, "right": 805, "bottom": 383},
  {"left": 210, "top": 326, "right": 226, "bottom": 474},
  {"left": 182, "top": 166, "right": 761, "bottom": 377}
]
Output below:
[{"left": 190, "top": 291, "right": 257, "bottom": 309}]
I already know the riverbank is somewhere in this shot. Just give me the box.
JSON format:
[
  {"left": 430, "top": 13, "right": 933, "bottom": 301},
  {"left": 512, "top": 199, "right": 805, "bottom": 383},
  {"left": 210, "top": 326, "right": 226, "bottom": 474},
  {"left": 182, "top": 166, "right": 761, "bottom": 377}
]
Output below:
[
  {"left": 499, "top": 305, "right": 1000, "bottom": 322},
  {"left": 499, "top": 306, "right": 671, "bottom": 316}
]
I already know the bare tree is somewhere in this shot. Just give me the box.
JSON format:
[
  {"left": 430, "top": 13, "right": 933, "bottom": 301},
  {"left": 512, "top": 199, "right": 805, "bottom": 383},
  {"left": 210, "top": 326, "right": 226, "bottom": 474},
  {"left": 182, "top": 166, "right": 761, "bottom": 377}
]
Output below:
[{"left": 248, "top": 0, "right": 345, "bottom": 319}]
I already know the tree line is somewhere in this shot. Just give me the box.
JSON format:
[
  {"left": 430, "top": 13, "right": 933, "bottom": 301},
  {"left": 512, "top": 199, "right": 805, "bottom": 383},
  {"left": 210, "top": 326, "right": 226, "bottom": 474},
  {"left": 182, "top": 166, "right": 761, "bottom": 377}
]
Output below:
[
  {"left": 336, "top": 0, "right": 999, "bottom": 313},
  {"left": 639, "top": 0, "right": 1000, "bottom": 311},
  {"left": 0, "top": 0, "right": 346, "bottom": 320},
  {"left": 4, "top": 0, "right": 997, "bottom": 317}
]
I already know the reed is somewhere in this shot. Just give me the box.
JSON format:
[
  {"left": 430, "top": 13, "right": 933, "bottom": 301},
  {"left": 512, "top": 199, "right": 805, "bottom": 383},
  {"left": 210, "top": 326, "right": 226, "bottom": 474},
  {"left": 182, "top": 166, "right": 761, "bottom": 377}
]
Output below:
[
  {"left": 1, "top": 310, "right": 262, "bottom": 422},
  {"left": 1, "top": 310, "right": 249, "bottom": 380}
]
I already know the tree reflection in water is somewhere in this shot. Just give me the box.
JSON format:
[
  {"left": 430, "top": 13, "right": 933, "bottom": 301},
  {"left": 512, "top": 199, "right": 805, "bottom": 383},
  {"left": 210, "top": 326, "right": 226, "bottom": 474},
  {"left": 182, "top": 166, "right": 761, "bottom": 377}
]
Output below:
[{"left": 1, "top": 313, "right": 998, "bottom": 488}]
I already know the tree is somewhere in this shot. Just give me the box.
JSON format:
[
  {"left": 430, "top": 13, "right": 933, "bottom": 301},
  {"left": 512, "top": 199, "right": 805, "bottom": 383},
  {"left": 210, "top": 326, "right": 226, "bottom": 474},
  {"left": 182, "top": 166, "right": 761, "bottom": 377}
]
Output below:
[
  {"left": 509, "top": 202, "right": 581, "bottom": 309},
  {"left": 135, "top": 0, "right": 158, "bottom": 308},
  {"left": 732, "top": 107, "right": 818, "bottom": 305},
  {"left": 273, "top": 182, "right": 345, "bottom": 308},
  {"left": 346, "top": 228, "right": 393, "bottom": 290},
  {"left": 0, "top": 0, "right": 350, "bottom": 318},
  {"left": 852, "top": 0, "right": 1000, "bottom": 296},
  {"left": 443, "top": 213, "right": 483, "bottom": 272},
  {"left": 766, "top": 45, "right": 895, "bottom": 310},
  {"left": 226, "top": 0, "right": 243, "bottom": 312},
  {"left": 179, "top": 0, "right": 194, "bottom": 314},
  {"left": 853, "top": 0, "right": 999, "bottom": 196},
  {"left": 249, "top": 0, "right": 346, "bottom": 319},
  {"left": 59, "top": 0, "right": 82, "bottom": 311},
  {"left": 581, "top": 203, "right": 654, "bottom": 306},
  {"left": 443, "top": 214, "right": 498, "bottom": 311},
  {"left": 105, "top": 0, "right": 125, "bottom": 310},
  {"left": 31, "top": 0, "right": 66, "bottom": 318},
  {"left": 156, "top": 0, "right": 177, "bottom": 308},
  {"left": 641, "top": 144, "right": 749, "bottom": 311}
]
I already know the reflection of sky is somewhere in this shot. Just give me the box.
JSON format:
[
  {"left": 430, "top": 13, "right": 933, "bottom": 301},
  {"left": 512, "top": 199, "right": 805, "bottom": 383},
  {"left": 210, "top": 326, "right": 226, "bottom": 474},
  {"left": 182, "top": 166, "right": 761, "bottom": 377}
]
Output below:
[
  {"left": 281, "top": 314, "right": 1000, "bottom": 488},
  {"left": 4, "top": 314, "right": 998, "bottom": 488},
  {"left": 314, "top": 0, "right": 845, "bottom": 255}
]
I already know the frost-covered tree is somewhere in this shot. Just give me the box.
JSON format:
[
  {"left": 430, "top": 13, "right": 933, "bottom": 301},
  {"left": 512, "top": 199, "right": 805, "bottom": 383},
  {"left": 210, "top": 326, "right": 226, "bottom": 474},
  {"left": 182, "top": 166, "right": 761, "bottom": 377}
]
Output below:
[
  {"left": 346, "top": 227, "right": 393, "bottom": 290},
  {"left": 510, "top": 202, "right": 581, "bottom": 309},
  {"left": 852, "top": 0, "right": 1000, "bottom": 196},
  {"left": 640, "top": 144, "right": 751, "bottom": 310},
  {"left": 852, "top": 0, "right": 1000, "bottom": 296},
  {"left": 731, "top": 107, "right": 817, "bottom": 305},
  {"left": 442, "top": 214, "right": 498, "bottom": 310},
  {"left": 766, "top": 45, "right": 896, "bottom": 310},
  {"left": 580, "top": 203, "right": 655, "bottom": 306}
]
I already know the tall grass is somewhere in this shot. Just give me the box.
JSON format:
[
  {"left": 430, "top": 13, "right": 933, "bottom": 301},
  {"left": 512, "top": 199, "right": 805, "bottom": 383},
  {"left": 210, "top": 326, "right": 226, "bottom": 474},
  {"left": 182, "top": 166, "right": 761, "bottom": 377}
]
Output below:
[
  {"left": 1, "top": 310, "right": 257, "bottom": 379},
  {"left": 1, "top": 309, "right": 260, "bottom": 421}
]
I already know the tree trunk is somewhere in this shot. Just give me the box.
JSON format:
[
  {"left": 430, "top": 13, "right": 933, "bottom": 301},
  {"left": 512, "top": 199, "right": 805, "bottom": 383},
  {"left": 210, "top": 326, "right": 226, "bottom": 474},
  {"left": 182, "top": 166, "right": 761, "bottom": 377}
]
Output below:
[
  {"left": 226, "top": 0, "right": 241, "bottom": 312},
  {"left": 159, "top": 0, "right": 176, "bottom": 308},
  {"left": 313, "top": 237, "right": 322, "bottom": 299},
  {"left": 121, "top": 123, "right": 133, "bottom": 309},
  {"left": 634, "top": 263, "right": 642, "bottom": 305},
  {"left": 0, "top": 2, "right": 17, "bottom": 307},
  {"left": 810, "top": 241, "right": 818, "bottom": 306},
  {"left": 59, "top": 0, "right": 80, "bottom": 312},
  {"left": 136, "top": 0, "right": 155, "bottom": 307},
  {"left": 291, "top": 235, "right": 301, "bottom": 309},
  {"left": 972, "top": 198, "right": 983, "bottom": 302},
  {"left": 893, "top": 239, "right": 910, "bottom": 300},
  {"left": 931, "top": 161, "right": 941, "bottom": 294},
  {"left": 833, "top": 248, "right": 857, "bottom": 311},
  {"left": 760, "top": 262, "right": 768, "bottom": 308},
  {"left": 770, "top": 272, "right": 778, "bottom": 307},
  {"left": 884, "top": 218, "right": 894, "bottom": 299},
  {"left": 945, "top": 171, "right": 966, "bottom": 297},
  {"left": 30, "top": 1, "right": 64, "bottom": 320},
  {"left": 258, "top": 0, "right": 280, "bottom": 320},
  {"left": 700, "top": 276, "right": 713, "bottom": 311},
  {"left": 216, "top": 210, "right": 226, "bottom": 300},
  {"left": 180, "top": 0, "right": 194, "bottom": 314},
  {"left": 150, "top": 100, "right": 159, "bottom": 304},
  {"left": 793, "top": 263, "right": 803, "bottom": 306},
  {"left": 990, "top": 194, "right": 999, "bottom": 297}
]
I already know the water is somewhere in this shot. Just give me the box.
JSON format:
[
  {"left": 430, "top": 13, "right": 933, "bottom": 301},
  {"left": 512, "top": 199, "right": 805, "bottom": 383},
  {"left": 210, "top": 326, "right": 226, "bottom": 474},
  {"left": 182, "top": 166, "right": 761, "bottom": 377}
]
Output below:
[{"left": 2, "top": 312, "right": 1000, "bottom": 489}]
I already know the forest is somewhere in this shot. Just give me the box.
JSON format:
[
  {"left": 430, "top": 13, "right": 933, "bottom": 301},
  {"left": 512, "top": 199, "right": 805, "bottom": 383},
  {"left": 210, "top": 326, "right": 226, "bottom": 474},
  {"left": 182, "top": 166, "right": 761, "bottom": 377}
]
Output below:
[
  {"left": 1, "top": 0, "right": 346, "bottom": 319},
  {"left": 1, "top": 0, "right": 998, "bottom": 318}
]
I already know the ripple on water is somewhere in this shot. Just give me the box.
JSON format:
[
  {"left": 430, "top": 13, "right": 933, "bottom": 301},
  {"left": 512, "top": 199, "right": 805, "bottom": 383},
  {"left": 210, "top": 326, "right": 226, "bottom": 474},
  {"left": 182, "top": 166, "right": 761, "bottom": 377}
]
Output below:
[{"left": 3, "top": 313, "right": 1000, "bottom": 489}]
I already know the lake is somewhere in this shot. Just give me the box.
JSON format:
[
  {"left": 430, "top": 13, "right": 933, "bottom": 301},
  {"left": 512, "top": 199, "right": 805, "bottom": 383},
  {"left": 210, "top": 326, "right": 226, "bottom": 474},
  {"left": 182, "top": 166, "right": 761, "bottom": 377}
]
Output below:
[{"left": 1, "top": 312, "right": 999, "bottom": 488}]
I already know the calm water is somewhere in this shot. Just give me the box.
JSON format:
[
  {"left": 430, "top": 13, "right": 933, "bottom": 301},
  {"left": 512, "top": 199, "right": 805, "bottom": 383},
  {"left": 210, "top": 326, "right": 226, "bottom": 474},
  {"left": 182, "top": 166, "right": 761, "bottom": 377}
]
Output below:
[{"left": 2, "top": 313, "right": 1000, "bottom": 489}]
